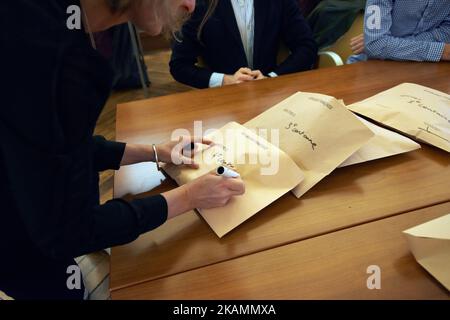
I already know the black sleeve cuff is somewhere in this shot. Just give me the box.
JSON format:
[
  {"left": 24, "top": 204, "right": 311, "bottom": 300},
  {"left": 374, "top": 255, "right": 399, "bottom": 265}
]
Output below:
[{"left": 92, "top": 135, "right": 126, "bottom": 171}]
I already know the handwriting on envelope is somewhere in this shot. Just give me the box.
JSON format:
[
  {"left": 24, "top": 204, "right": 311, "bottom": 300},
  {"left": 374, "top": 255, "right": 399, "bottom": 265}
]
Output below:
[
  {"left": 163, "top": 122, "right": 304, "bottom": 237},
  {"left": 348, "top": 83, "right": 450, "bottom": 153},
  {"left": 246, "top": 92, "right": 374, "bottom": 198}
]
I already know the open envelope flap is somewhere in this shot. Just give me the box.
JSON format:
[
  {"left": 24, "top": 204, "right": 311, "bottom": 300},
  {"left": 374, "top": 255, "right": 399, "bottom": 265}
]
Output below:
[
  {"left": 163, "top": 122, "right": 304, "bottom": 238},
  {"left": 404, "top": 234, "right": 450, "bottom": 291},
  {"left": 403, "top": 214, "right": 450, "bottom": 291},
  {"left": 403, "top": 214, "right": 450, "bottom": 241},
  {"left": 339, "top": 116, "right": 421, "bottom": 168},
  {"left": 245, "top": 92, "right": 374, "bottom": 198},
  {"left": 348, "top": 83, "right": 450, "bottom": 153}
]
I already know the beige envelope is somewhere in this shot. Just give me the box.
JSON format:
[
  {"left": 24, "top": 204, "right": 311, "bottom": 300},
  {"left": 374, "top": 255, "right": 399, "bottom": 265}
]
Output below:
[
  {"left": 245, "top": 92, "right": 374, "bottom": 198},
  {"left": 348, "top": 83, "right": 450, "bottom": 153},
  {"left": 163, "top": 122, "right": 304, "bottom": 238},
  {"left": 403, "top": 214, "right": 450, "bottom": 291},
  {"left": 339, "top": 116, "right": 421, "bottom": 167}
]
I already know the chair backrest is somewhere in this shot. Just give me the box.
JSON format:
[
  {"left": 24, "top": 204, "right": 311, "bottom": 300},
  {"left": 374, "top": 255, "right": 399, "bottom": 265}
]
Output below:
[
  {"left": 317, "top": 51, "right": 344, "bottom": 68},
  {"left": 0, "top": 290, "right": 13, "bottom": 300},
  {"left": 324, "top": 13, "right": 364, "bottom": 64}
]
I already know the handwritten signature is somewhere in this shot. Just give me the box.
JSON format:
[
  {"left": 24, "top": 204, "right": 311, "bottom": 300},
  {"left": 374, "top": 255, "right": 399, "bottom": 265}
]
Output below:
[
  {"left": 211, "top": 152, "right": 235, "bottom": 169},
  {"left": 402, "top": 95, "right": 450, "bottom": 124},
  {"left": 285, "top": 122, "right": 317, "bottom": 150}
]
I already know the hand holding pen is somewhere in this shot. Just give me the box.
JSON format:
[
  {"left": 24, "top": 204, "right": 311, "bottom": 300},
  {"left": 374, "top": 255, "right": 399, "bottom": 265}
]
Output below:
[{"left": 216, "top": 166, "right": 240, "bottom": 178}]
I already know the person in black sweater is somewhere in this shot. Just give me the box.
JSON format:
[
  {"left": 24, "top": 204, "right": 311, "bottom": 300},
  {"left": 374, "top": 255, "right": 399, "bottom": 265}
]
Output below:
[
  {"left": 170, "top": 0, "right": 318, "bottom": 89},
  {"left": 0, "top": 0, "right": 243, "bottom": 299}
]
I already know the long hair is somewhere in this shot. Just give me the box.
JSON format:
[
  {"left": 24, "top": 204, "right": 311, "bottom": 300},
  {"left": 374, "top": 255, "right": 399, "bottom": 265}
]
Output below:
[
  {"left": 197, "top": 0, "right": 218, "bottom": 40},
  {"left": 106, "top": 0, "right": 218, "bottom": 40}
]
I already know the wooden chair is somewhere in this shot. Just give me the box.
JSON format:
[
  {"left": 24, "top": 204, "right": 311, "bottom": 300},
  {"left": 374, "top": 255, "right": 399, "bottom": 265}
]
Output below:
[
  {"left": 278, "top": 42, "right": 346, "bottom": 69},
  {"left": 317, "top": 13, "right": 364, "bottom": 68},
  {"left": 0, "top": 290, "right": 13, "bottom": 300}
]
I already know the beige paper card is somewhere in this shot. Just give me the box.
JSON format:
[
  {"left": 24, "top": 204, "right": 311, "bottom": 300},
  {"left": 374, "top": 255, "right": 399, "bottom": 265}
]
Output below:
[
  {"left": 163, "top": 122, "right": 304, "bottom": 238},
  {"left": 348, "top": 83, "right": 450, "bottom": 153},
  {"left": 339, "top": 116, "right": 421, "bottom": 167},
  {"left": 403, "top": 214, "right": 450, "bottom": 291},
  {"left": 245, "top": 92, "right": 374, "bottom": 198}
]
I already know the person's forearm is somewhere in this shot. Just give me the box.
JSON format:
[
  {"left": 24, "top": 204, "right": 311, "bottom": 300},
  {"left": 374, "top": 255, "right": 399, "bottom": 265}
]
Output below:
[
  {"left": 365, "top": 36, "right": 444, "bottom": 62},
  {"left": 162, "top": 185, "right": 193, "bottom": 220},
  {"left": 120, "top": 144, "right": 155, "bottom": 166}
]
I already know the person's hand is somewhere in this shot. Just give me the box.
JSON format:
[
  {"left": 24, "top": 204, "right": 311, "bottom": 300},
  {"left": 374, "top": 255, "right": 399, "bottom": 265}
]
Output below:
[
  {"left": 223, "top": 67, "right": 257, "bottom": 85},
  {"left": 185, "top": 171, "right": 245, "bottom": 209},
  {"left": 250, "top": 69, "right": 266, "bottom": 80},
  {"left": 119, "top": 136, "right": 212, "bottom": 167},
  {"left": 162, "top": 171, "right": 246, "bottom": 219},
  {"left": 157, "top": 135, "right": 213, "bottom": 169},
  {"left": 350, "top": 34, "right": 365, "bottom": 55},
  {"left": 441, "top": 43, "right": 450, "bottom": 61}
]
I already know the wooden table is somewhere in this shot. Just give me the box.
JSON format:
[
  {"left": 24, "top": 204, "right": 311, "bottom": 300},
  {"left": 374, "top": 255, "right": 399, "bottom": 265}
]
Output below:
[{"left": 111, "top": 61, "right": 450, "bottom": 299}]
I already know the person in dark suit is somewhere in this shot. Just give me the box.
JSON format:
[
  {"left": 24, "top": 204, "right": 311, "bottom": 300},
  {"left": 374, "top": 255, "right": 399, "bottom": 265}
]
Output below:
[
  {"left": 170, "top": 0, "right": 318, "bottom": 89},
  {"left": 0, "top": 0, "right": 244, "bottom": 300}
]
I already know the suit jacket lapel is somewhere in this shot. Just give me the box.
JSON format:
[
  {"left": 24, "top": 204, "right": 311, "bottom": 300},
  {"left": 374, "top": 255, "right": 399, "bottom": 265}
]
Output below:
[
  {"left": 253, "top": 0, "right": 268, "bottom": 68},
  {"left": 220, "top": 0, "right": 247, "bottom": 64}
]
